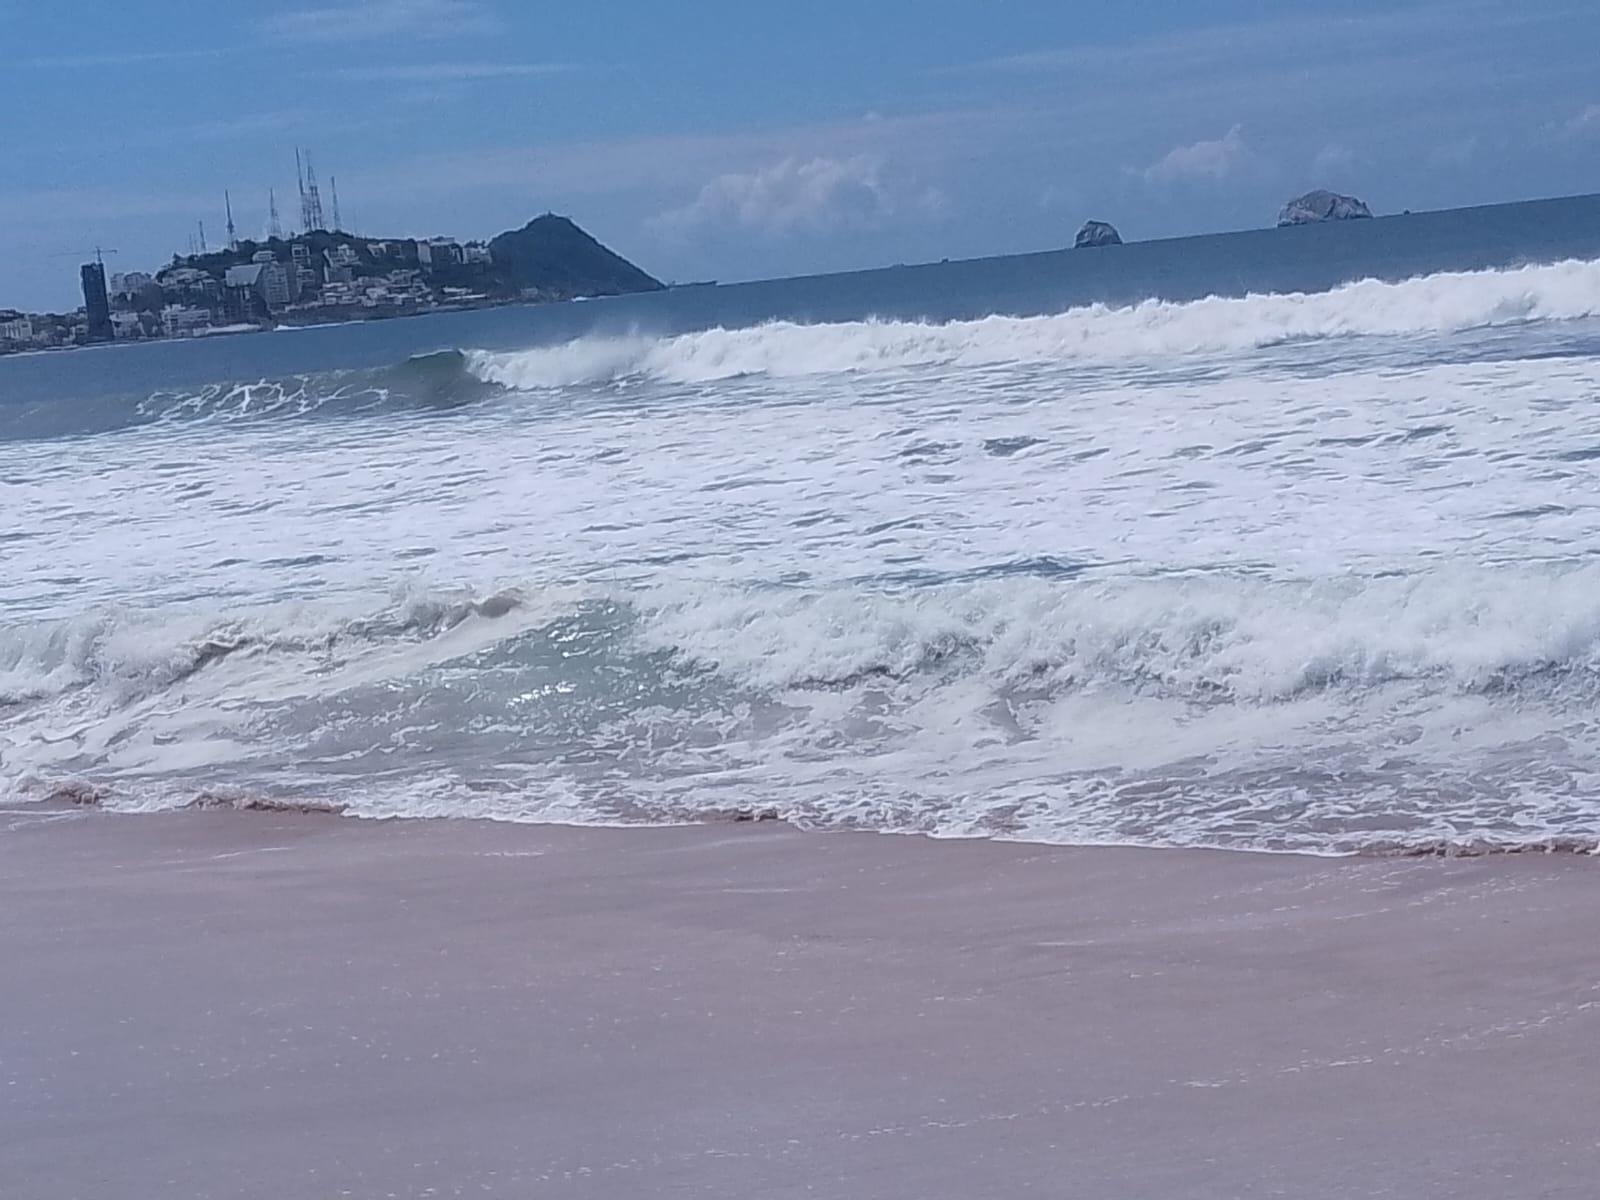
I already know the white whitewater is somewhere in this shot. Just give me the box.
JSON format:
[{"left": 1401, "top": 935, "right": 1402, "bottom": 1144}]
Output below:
[
  {"left": 5, "top": 258, "right": 1600, "bottom": 852},
  {"left": 466, "top": 258, "right": 1600, "bottom": 388}
]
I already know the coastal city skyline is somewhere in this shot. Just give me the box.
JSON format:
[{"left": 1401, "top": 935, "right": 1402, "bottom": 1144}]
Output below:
[
  {"left": 4, "top": 1, "right": 1599, "bottom": 315},
  {"left": 0, "top": 146, "right": 534, "bottom": 353},
  {"left": 0, "top": 186, "right": 665, "bottom": 352}
]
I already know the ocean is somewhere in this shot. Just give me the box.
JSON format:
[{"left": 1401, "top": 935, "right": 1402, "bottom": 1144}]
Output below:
[{"left": 5, "top": 193, "right": 1600, "bottom": 853}]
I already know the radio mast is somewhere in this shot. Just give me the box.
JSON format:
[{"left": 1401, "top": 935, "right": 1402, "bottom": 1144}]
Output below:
[{"left": 296, "top": 148, "right": 326, "bottom": 232}]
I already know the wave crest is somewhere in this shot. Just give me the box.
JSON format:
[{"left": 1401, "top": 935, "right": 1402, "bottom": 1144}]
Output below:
[
  {"left": 7, "top": 567, "right": 1600, "bottom": 852},
  {"left": 467, "top": 257, "right": 1600, "bottom": 389},
  {"left": 639, "top": 567, "right": 1600, "bottom": 702},
  {"left": 0, "top": 584, "right": 535, "bottom": 707}
]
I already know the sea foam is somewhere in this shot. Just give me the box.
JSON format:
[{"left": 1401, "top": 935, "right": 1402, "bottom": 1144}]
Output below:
[
  {"left": 466, "top": 257, "right": 1600, "bottom": 389},
  {"left": 7, "top": 250, "right": 1600, "bottom": 852}
]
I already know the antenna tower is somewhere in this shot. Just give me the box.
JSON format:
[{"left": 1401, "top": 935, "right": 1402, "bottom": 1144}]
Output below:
[
  {"left": 302, "top": 150, "right": 326, "bottom": 232},
  {"left": 225, "top": 190, "right": 238, "bottom": 249},
  {"left": 330, "top": 175, "right": 342, "bottom": 233},
  {"left": 198, "top": 220, "right": 208, "bottom": 254},
  {"left": 268, "top": 188, "right": 283, "bottom": 240}
]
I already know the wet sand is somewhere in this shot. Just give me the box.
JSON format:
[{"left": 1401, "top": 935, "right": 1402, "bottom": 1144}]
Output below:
[{"left": 3, "top": 808, "right": 1598, "bottom": 1199}]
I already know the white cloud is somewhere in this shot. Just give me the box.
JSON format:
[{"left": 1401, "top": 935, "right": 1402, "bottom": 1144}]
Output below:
[
  {"left": 653, "top": 156, "right": 899, "bottom": 237},
  {"left": 1566, "top": 104, "right": 1600, "bottom": 136},
  {"left": 25, "top": 49, "right": 224, "bottom": 69},
  {"left": 336, "top": 62, "right": 572, "bottom": 82},
  {"left": 260, "top": 0, "right": 497, "bottom": 43},
  {"left": 1142, "top": 125, "right": 1250, "bottom": 184},
  {"left": 348, "top": 110, "right": 992, "bottom": 208}
]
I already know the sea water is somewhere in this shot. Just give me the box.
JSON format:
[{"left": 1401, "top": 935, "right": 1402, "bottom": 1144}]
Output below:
[{"left": 4, "top": 194, "right": 1600, "bottom": 853}]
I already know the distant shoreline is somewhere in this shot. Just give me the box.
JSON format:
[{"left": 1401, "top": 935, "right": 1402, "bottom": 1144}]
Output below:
[
  {"left": 1, "top": 212, "right": 661, "bottom": 358},
  {"left": 6, "top": 189, "right": 1599, "bottom": 363},
  {"left": 0, "top": 291, "right": 571, "bottom": 358}
]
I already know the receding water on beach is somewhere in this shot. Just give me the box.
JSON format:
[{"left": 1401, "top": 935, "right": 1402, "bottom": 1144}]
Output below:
[{"left": 6, "top": 195, "right": 1600, "bottom": 853}]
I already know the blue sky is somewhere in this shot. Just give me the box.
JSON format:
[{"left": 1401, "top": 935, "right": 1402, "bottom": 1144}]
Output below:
[{"left": 2, "top": 0, "right": 1597, "bottom": 310}]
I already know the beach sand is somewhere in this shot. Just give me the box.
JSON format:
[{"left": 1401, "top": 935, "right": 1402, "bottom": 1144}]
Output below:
[{"left": 3, "top": 807, "right": 1598, "bottom": 1199}]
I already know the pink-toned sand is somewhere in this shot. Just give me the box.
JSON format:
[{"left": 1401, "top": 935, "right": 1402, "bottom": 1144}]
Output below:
[{"left": 3, "top": 806, "right": 1597, "bottom": 1199}]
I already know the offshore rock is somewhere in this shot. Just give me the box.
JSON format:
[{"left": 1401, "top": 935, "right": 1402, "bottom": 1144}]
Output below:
[
  {"left": 1277, "top": 190, "right": 1374, "bottom": 227},
  {"left": 1074, "top": 220, "right": 1123, "bottom": 248}
]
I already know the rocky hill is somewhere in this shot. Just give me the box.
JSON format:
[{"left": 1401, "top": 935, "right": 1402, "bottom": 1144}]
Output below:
[
  {"left": 161, "top": 214, "right": 661, "bottom": 305},
  {"left": 489, "top": 215, "right": 663, "bottom": 298}
]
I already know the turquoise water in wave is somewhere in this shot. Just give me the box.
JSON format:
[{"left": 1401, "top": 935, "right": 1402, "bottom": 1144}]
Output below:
[{"left": 3, "top": 193, "right": 1600, "bottom": 852}]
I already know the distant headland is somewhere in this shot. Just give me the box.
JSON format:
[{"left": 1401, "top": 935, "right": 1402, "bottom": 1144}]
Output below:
[{"left": 0, "top": 213, "right": 662, "bottom": 354}]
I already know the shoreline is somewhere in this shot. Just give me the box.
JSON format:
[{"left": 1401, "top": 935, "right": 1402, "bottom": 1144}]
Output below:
[
  {"left": 5, "top": 806, "right": 1598, "bottom": 1198},
  {"left": 0, "top": 291, "right": 563, "bottom": 359},
  {"left": 24, "top": 783, "right": 1600, "bottom": 860}
]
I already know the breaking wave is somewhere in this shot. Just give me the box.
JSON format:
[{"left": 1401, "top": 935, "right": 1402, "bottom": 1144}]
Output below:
[
  {"left": 12, "top": 565, "right": 1600, "bottom": 716},
  {"left": 0, "top": 349, "right": 503, "bottom": 444},
  {"left": 138, "top": 349, "right": 501, "bottom": 423},
  {"left": 9, "top": 237, "right": 1600, "bottom": 854},
  {"left": 7, "top": 256, "right": 1599, "bottom": 444},
  {"left": 7, "top": 564, "right": 1600, "bottom": 851},
  {"left": 636, "top": 567, "right": 1600, "bottom": 702},
  {"left": 0, "top": 584, "right": 536, "bottom": 708},
  {"left": 467, "top": 257, "right": 1600, "bottom": 389}
]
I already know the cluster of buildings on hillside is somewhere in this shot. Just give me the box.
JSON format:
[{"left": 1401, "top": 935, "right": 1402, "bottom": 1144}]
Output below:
[
  {"left": 2, "top": 149, "right": 662, "bottom": 355},
  {"left": 0, "top": 147, "right": 533, "bottom": 354},
  {"left": 0, "top": 234, "right": 505, "bottom": 354}
]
